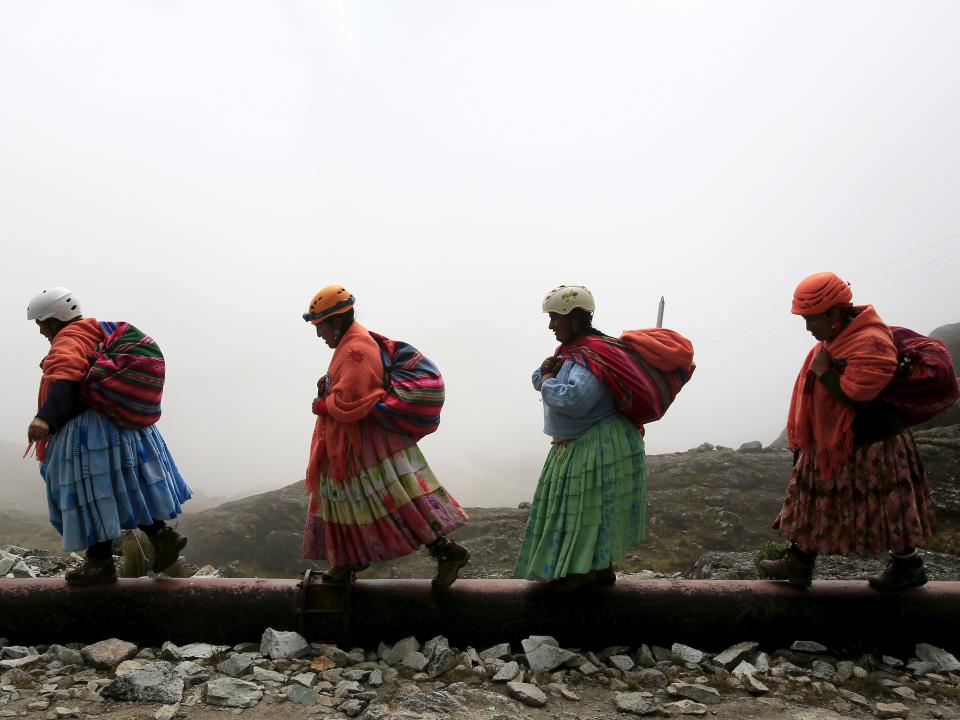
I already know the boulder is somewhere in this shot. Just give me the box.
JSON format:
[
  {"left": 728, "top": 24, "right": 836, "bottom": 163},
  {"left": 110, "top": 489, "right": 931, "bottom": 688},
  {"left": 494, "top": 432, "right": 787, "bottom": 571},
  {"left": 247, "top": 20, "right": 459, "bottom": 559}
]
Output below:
[
  {"left": 203, "top": 677, "right": 263, "bottom": 708},
  {"left": 101, "top": 661, "right": 184, "bottom": 705}
]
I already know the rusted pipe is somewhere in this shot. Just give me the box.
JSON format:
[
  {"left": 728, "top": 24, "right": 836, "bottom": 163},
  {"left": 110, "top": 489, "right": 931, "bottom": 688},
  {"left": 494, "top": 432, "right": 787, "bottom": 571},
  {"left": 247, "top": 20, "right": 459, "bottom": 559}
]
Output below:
[{"left": 2, "top": 578, "right": 958, "bottom": 654}]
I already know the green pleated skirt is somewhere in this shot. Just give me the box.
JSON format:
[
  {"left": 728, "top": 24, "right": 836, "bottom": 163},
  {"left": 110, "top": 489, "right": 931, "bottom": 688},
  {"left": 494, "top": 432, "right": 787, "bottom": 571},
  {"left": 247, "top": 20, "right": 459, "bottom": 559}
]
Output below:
[{"left": 515, "top": 414, "right": 647, "bottom": 580}]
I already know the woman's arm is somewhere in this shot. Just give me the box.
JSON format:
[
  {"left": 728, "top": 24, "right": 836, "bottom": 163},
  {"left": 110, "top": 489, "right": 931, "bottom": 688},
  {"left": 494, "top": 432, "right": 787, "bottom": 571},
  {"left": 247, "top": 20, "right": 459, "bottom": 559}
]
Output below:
[{"left": 541, "top": 362, "right": 606, "bottom": 418}]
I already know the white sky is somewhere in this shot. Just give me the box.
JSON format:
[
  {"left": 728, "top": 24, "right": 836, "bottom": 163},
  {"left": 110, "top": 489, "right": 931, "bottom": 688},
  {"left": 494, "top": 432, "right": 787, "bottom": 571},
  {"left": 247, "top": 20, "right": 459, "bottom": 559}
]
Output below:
[{"left": 1, "top": 1, "right": 958, "bottom": 506}]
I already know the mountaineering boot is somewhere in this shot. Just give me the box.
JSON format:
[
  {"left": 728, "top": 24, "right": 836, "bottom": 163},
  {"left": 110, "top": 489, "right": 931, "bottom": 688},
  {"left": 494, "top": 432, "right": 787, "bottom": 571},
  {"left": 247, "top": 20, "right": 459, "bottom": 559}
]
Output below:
[
  {"left": 757, "top": 546, "right": 815, "bottom": 588},
  {"left": 596, "top": 565, "right": 617, "bottom": 585},
  {"left": 65, "top": 558, "right": 118, "bottom": 587},
  {"left": 150, "top": 526, "right": 188, "bottom": 573},
  {"left": 549, "top": 570, "right": 601, "bottom": 592},
  {"left": 428, "top": 537, "right": 470, "bottom": 588},
  {"left": 321, "top": 564, "right": 369, "bottom": 584},
  {"left": 868, "top": 555, "right": 928, "bottom": 592}
]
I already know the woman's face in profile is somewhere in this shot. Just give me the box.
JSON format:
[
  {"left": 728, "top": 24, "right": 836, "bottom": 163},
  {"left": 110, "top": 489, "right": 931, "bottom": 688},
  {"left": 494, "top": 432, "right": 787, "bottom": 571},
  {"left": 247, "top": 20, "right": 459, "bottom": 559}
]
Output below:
[
  {"left": 803, "top": 312, "right": 836, "bottom": 342},
  {"left": 315, "top": 319, "right": 339, "bottom": 348},
  {"left": 548, "top": 312, "right": 575, "bottom": 344}
]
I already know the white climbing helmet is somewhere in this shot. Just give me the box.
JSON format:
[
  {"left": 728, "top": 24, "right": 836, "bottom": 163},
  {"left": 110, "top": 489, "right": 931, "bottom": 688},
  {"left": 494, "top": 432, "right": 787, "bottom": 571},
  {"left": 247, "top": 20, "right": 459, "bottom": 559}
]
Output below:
[
  {"left": 542, "top": 285, "right": 595, "bottom": 315},
  {"left": 26, "top": 287, "right": 82, "bottom": 322}
]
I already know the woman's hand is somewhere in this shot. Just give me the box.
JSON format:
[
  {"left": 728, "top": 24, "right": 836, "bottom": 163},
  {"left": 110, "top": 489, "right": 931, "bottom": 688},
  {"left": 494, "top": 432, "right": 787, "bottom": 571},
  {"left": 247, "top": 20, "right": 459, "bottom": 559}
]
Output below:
[
  {"left": 27, "top": 417, "right": 50, "bottom": 442},
  {"left": 540, "top": 356, "right": 561, "bottom": 377},
  {"left": 312, "top": 397, "right": 329, "bottom": 416},
  {"left": 810, "top": 347, "right": 832, "bottom": 377}
]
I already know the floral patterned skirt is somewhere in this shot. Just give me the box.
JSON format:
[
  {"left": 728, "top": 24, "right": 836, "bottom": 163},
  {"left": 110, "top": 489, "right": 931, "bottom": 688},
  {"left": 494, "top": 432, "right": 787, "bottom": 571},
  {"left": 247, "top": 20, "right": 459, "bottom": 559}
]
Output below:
[
  {"left": 302, "top": 442, "right": 468, "bottom": 567},
  {"left": 774, "top": 430, "right": 935, "bottom": 555}
]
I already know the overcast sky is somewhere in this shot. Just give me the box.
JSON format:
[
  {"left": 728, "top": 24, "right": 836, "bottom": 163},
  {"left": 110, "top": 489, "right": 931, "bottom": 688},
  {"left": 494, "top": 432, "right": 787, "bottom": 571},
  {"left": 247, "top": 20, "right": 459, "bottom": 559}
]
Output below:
[{"left": 1, "top": 1, "right": 958, "bottom": 507}]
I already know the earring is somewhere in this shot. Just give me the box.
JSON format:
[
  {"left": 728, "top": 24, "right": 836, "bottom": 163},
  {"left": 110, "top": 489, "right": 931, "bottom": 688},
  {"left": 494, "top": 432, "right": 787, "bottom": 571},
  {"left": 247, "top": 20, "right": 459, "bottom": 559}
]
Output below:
[{"left": 333, "top": 330, "right": 341, "bottom": 340}]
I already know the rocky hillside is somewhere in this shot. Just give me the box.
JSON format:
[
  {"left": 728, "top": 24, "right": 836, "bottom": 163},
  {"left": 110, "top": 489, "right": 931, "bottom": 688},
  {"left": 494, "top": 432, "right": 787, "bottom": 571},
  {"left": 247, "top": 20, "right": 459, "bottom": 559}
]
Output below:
[{"left": 168, "top": 424, "right": 960, "bottom": 579}]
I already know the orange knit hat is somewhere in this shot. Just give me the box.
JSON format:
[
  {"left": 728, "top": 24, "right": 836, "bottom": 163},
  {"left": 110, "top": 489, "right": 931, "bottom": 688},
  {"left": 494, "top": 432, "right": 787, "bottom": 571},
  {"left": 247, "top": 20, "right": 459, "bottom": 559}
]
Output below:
[
  {"left": 791, "top": 272, "right": 853, "bottom": 315},
  {"left": 303, "top": 285, "right": 355, "bottom": 325}
]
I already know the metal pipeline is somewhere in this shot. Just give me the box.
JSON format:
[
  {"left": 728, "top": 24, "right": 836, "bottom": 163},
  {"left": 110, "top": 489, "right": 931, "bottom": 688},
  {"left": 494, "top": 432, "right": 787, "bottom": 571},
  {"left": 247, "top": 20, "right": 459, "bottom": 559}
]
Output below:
[{"left": 2, "top": 578, "right": 958, "bottom": 655}]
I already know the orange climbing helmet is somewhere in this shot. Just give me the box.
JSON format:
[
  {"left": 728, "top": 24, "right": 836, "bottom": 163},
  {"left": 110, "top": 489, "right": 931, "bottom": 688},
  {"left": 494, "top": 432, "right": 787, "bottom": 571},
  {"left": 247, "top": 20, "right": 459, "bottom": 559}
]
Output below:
[{"left": 303, "top": 285, "right": 355, "bottom": 325}]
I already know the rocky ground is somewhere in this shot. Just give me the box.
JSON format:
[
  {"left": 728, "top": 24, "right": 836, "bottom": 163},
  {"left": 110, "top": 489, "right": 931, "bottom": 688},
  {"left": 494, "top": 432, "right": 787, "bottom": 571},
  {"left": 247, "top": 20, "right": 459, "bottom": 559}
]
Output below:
[{"left": 4, "top": 628, "right": 960, "bottom": 720}]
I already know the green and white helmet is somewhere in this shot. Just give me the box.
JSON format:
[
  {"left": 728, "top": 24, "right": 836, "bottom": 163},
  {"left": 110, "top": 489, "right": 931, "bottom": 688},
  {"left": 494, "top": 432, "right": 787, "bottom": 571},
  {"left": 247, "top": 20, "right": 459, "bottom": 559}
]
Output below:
[{"left": 542, "top": 285, "right": 595, "bottom": 315}]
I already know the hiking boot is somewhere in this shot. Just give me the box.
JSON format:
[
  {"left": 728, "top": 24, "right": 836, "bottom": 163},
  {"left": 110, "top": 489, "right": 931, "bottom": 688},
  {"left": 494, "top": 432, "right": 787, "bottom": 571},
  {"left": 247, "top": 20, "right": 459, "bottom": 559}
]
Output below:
[
  {"left": 150, "top": 526, "right": 188, "bottom": 573},
  {"left": 321, "top": 564, "right": 369, "bottom": 584},
  {"left": 596, "top": 566, "right": 617, "bottom": 585},
  {"left": 65, "top": 559, "right": 118, "bottom": 587},
  {"left": 868, "top": 557, "right": 928, "bottom": 592},
  {"left": 429, "top": 538, "right": 470, "bottom": 588},
  {"left": 548, "top": 570, "right": 601, "bottom": 592},
  {"left": 757, "top": 549, "right": 815, "bottom": 589}
]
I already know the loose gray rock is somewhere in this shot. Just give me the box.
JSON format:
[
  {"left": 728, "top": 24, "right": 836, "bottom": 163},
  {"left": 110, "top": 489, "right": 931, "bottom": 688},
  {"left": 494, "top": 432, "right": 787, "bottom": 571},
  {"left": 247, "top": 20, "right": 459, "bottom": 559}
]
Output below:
[
  {"left": 526, "top": 643, "right": 576, "bottom": 673},
  {"left": 479, "top": 643, "right": 512, "bottom": 661},
  {"left": 174, "top": 660, "right": 210, "bottom": 686},
  {"left": 743, "top": 675, "right": 769, "bottom": 694},
  {"left": 292, "top": 671, "right": 319, "bottom": 687},
  {"left": 81, "top": 639, "right": 138, "bottom": 670},
  {"left": 427, "top": 647, "right": 458, "bottom": 678},
  {"left": 216, "top": 652, "right": 258, "bottom": 678},
  {"left": 628, "top": 668, "right": 669, "bottom": 688},
  {"left": 402, "top": 650, "right": 428, "bottom": 672},
  {"left": 790, "top": 640, "right": 827, "bottom": 654},
  {"left": 838, "top": 688, "right": 871, "bottom": 709},
  {"left": 493, "top": 661, "right": 520, "bottom": 681},
  {"left": 177, "top": 643, "right": 227, "bottom": 660},
  {"left": 380, "top": 636, "right": 420, "bottom": 666},
  {"left": 260, "top": 629, "right": 310, "bottom": 660},
  {"left": 916, "top": 643, "right": 960, "bottom": 672},
  {"left": 506, "top": 681, "right": 547, "bottom": 707},
  {"left": 287, "top": 684, "right": 320, "bottom": 706},
  {"left": 614, "top": 691, "right": 658, "bottom": 715},
  {"left": 875, "top": 702, "right": 910, "bottom": 718},
  {"left": 396, "top": 690, "right": 465, "bottom": 715},
  {"left": 251, "top": 666, "right": 286, "bottom": 684},
  {"left": 713, "top": 641, "right": 759, "bottom": 669},
  {"left": 737, "top": 441, "right": 763, "bottom": 452},
  {"left": 159, "top": 642, "right": 182, "bottom": 661},
  {"left": 663, "top": 699, "right": 708, "bottom": 715},
  {"left": 670, "top": 644, "right": 706, "bottom": 664},
  {"left": 44, "top": 645, "right": 84, "bottom": 667},
  {"left": 892, "top": 686, "right": 916, "bottom": 701},
  {"left": 203, "top": 677, "right": 263, "bottom": 708},
  {"left": 153, "top": 703, "right": 179, "bottom": 720},
  {"left": 608, "top": 655, "right": 635, "bottom": 672},
  {"left": 101, "top": 661, "right": 183, "bottom": 705},
  {"left": 632, "top": 645, "right": 657, "bottom": 668},
  {"left": 423, "top": 636, "right": 450, "bottom": 655},
  {"left": 732, "top": 661, "right": 757, "bottom": 678},
  {"left": 668, "top": 683, "right": 721, "bottom": 705},
  {"left": 340, "top": 698, "right": 368, "bottom": 717}
]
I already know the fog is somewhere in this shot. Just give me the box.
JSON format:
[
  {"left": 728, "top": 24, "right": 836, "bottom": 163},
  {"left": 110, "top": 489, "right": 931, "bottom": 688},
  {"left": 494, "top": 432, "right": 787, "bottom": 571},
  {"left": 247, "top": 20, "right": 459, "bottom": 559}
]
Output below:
[{"left": 1, "top": 1, "right": 958, "bottom": 507}]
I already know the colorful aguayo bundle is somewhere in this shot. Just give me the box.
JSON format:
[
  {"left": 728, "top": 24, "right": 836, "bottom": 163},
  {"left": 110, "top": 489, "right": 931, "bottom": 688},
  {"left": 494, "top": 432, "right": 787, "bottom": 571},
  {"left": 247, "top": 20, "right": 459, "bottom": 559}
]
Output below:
[
  {"left": 81, "top": 321, "right": 165, "bottom": 428},
  {"left": 367, "top": 331, "right": 445, "bottom": 441},
  {"left": 882, "top": 326, "right": 959, "bottom": 426},
  {"left": 558, "top": 327, "right": 695, "bottom": 430}
]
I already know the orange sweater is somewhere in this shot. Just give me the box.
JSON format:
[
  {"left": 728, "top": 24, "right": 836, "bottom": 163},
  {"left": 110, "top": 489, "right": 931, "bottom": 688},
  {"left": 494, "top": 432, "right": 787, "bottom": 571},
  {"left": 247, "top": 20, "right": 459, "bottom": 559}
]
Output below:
[
  {"left": 35, "top": 318, "right": 104, "bottom": 460},
  {"left": 787, "top": 305, "right": 897, "bottom": 477},
  {"left": 306, "top": 322, "right": 387, "bottom": 487}
]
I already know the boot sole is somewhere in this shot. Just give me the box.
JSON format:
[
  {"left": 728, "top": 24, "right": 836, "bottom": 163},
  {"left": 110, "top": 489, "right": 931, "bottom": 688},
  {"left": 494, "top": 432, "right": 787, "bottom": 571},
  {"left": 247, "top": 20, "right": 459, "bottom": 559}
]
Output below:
[{"left": 868, "top": 575, "right": 928, "bottom": 592}]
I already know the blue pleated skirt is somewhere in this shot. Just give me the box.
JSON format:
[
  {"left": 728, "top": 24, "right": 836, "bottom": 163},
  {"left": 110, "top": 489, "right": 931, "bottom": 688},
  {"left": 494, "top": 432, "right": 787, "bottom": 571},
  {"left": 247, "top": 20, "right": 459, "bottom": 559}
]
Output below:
[{"left": 39, "top": 409, "right": 192, "bottom": 552}]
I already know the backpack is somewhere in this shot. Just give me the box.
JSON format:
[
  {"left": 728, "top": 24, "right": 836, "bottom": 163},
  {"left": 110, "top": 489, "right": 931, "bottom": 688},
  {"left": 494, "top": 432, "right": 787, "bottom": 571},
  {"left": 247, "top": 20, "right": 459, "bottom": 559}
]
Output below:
[
  {"left": 881, "top": 326, "right": 959, "bottom": 426},
  {"left": 366, "top": 331, "right": 444, "bottom": 440},
  {"left": 81, "top": 321, "right": 165, "bottom": 428}
]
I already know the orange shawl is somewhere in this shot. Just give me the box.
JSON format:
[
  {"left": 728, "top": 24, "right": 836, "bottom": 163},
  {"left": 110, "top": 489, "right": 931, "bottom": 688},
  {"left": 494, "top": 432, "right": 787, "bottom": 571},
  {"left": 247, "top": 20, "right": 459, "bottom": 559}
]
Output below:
[
  {"left": 35, "top": 318, "right": 105, "bottom": 461},
  {"left": 786, "top": 305, "right": 897, "bottom": 478},
  {"left": 306, "top": 322, "right": 387, "bottom": 488}
]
